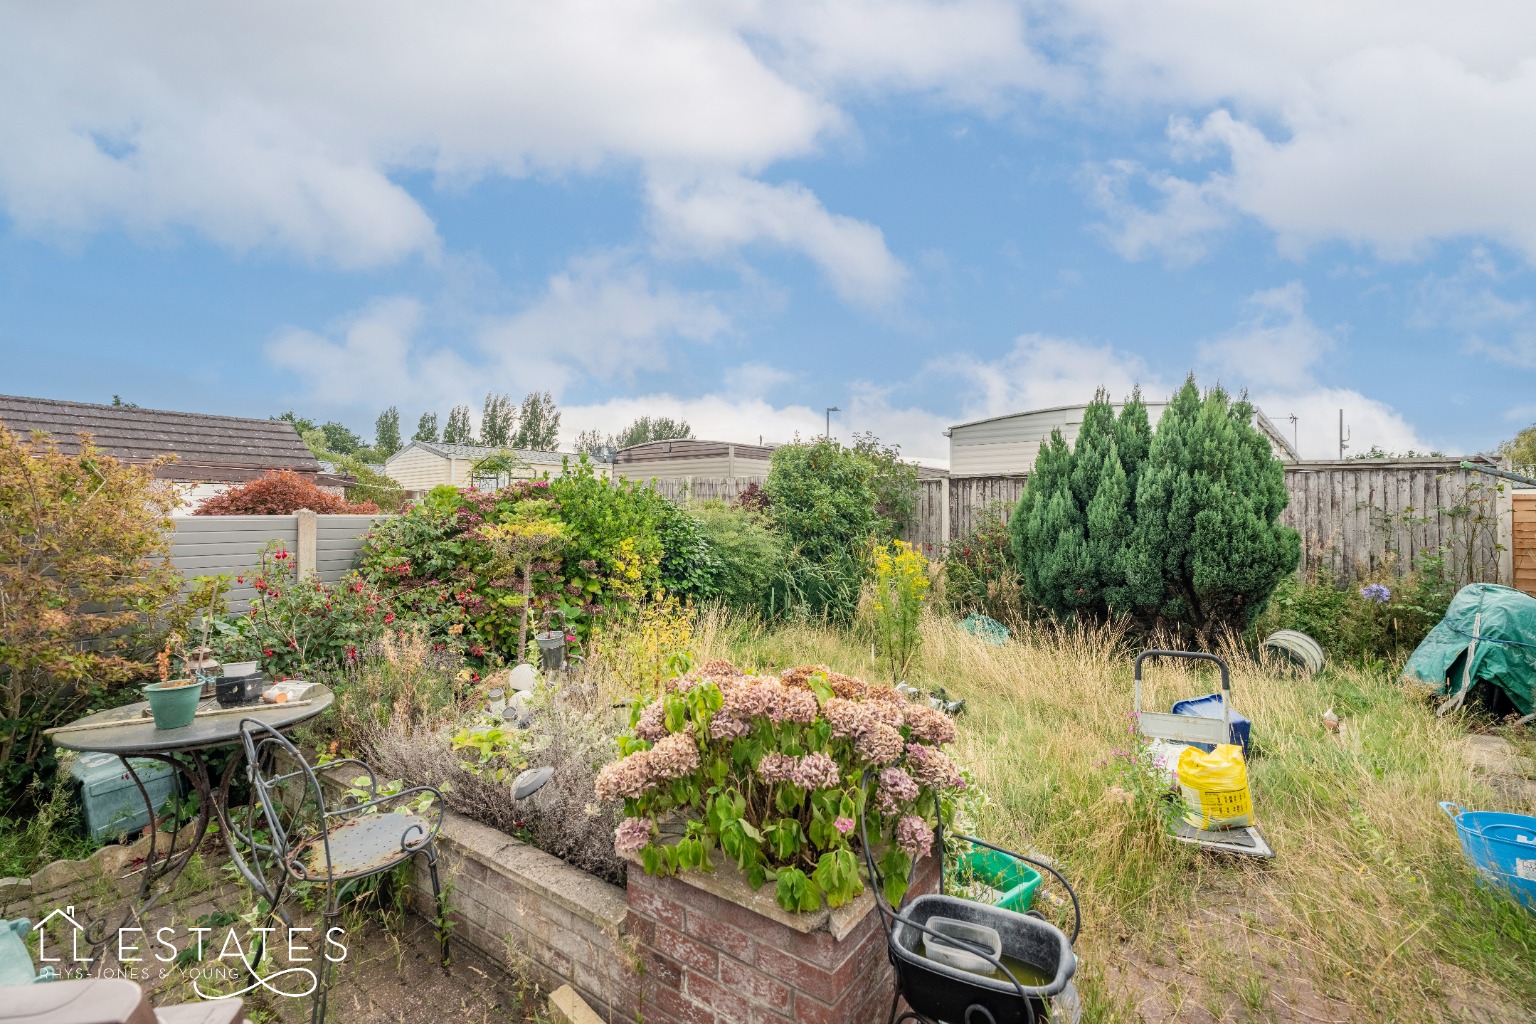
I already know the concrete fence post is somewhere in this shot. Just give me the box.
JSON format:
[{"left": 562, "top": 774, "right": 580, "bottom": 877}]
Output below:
[{"left": 295, "top": 509, "right": 318, "bottom": 579}]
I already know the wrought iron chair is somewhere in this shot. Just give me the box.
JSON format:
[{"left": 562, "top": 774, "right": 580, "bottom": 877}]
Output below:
[
  {"left": 236, "top": 719, "right": 448, "bottom": 1024},
  {"left": 860, "top": 801, "right": 1081, "bottom": 1024}
]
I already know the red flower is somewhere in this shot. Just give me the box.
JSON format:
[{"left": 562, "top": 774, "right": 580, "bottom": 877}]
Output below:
[
  {"left": 263, "top": 648, "right": 274, "bottom": 657},
  {"left": 384, "top": 612, "right": 395, "bottom": 624},
  {"left": 346, "top": 645, "right": 358, "bottom": 661},
  {"left": 470, "top": 672, "right": 480, "bottom": 682},
  {"left": 365, "top": 605, "right": 376, "bottom": 614},
  {"left": 236, "top": 576, "right": 245, "bottom": 584},
  {"left": 274, "top": 550, "right": 289, "bottom": 560}
]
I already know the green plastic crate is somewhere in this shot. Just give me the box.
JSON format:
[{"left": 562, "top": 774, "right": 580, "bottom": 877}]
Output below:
[
  {"left": 952, "top": 847, "right": 1042, "bottom": 914},
  {"left": 70, "top": 752, "right": 179, "bottom": 841}
]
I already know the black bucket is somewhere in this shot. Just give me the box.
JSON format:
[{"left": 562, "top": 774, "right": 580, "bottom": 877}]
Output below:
[{"left": 890, "top": 894, "right": 1076, "bottom": 1024}]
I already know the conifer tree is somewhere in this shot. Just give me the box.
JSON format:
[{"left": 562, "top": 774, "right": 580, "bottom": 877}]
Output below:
[
  {"left": 1010, "top": 427, "right": 1085, "bottom": 614},
  {"left": 443, "top": 405, "right": 474, "bottom": 444},
  {"left": 1127, "top": 377, "right": 1300, "bottom": 637},
  {"left": 374, "top": 406, "right": 401, "bottom": 457},
  {"left": 512, "top": 391, "right": 561, "bottom": 450},
  {"left": 479, "top": 392, "right": 516, "bottom": 447},
  {"left": 1114, "top": 386, "right": 1152, "bottom": 499}
]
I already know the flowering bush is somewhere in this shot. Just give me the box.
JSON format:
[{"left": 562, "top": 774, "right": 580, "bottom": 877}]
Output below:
[
  {"left": 212, "top": 541, "right": 392, "bottom": 677},
  {"left": 192, "top": 470, "right": 379, "bottom": 515},
  {"left": 595, "top": 661, "right": 967, "bottom": 912},
  {"left": 357, "top": 462, "right": 712, "bottom": 664}
]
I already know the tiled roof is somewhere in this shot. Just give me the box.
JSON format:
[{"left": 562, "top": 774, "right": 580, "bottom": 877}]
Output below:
[{"left": 0, "top": 394, "right": 320, "bottom": 481}]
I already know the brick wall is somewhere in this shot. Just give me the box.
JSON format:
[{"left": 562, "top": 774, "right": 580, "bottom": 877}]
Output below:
[
  {"left": 625, "top": 855, "right": 937, "bottom": 1024},
  {"left": 413, "top": 811, "right": 640, "bottom": 1020}
]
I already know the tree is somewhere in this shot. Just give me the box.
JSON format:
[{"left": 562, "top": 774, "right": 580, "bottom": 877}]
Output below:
[
  {"left": 444, "top": 404, "right": 474, "bottom": 444},
  {"left": 1125, "top": 377, "right": 1300, "bottom": 637},
  {"left": 374, "top": 406, "right": 402, "bottom": 458},
  {"left": 512, "top": 390, "right": 561, "bottom": 450},
  {"left": 193, "top": 470, "right": 380, "bottom": 515},
  {"left": 852, "top": 431, "right": 920, "bottom": 538},
  {"left": 612, "top": 415, "right": 693, "bottom": 450},
  {"left": 111, "top": 395, "right": 139, "bottom": 408},
  {"left": 413, "top": 411, "right": 440, "bottom": 444},
  {"left": 1010, "top": 426, "right": 1082, "bottom": 613},
  {"left": 277, "top": 411, "right": 318, "bottom": 435},
  {"left": 320, "top": 420, "right": 362, "bottom": 455},
  {"left": 1496, "top": 425, "right": 1536, "bottom": 467},
  {"left": 574, "top": 428, "right": 612, "bottom": 459},
  {"left": 765, "top": 438, "right": 880, "bottom": 620},
  {"left": 480, "top": 392, "right": 516, "bottom": 447},
  {"left": 0, "top": 424, "right": 182, "bottom": 797}
]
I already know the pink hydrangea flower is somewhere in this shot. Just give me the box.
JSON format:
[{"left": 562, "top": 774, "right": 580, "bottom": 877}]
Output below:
[
  {"left": 895, "top": 814, "right": 934, "bottom": 858},
  {"left": 877, "top": 766, "right": 920, "bottom": 814},
  {"left": 614, "top": 817, "right": 654, "bottom": 856},
  {"left": 634, "top": 702, "right": 668, "bottom": 742},
  {"left": 834, "top": 816, "right": 856, "bottom": 835}
]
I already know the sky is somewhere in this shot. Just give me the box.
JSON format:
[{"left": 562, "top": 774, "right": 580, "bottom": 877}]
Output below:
[{"left": 3, "top": 2, "right": 1536, "bottom": 465}]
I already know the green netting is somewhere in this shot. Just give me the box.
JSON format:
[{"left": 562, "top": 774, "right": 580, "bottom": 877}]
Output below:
[{"left": 1401, "top": 583, "right": 1536, "bottom": 716}]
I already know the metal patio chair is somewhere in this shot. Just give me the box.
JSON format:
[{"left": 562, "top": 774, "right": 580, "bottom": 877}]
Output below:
[
  {"left": 236, "top": 719, "right": 448, "bottom": 1024},
  {"left": 860, "top": 790, "right": 1082, "bottom": 1024}
]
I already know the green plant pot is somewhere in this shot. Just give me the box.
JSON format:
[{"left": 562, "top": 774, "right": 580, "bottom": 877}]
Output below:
[
  {"left": 952, "top": 848, "right": 1043, "bottom": 914},
  {"left": 142, "top": 680, "right": 202, "bottom": 730}
]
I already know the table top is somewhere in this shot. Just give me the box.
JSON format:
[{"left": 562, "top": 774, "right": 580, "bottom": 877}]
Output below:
[{"left": 50, "top": 684, "right": 334, "bottom": 755}]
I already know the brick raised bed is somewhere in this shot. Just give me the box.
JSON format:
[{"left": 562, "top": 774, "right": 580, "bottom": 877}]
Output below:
[{"left": 422, "top": 809, "right": 935, "bottom": 1023}]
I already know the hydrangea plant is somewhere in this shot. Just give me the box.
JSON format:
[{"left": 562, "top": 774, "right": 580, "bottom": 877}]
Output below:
[{"left": 595, "top": 660, "right": 967, "bottom": 912}]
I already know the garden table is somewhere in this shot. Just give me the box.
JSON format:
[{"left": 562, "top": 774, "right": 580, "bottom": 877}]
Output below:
[{"left": 47, "top": 685, "right": 333, "bottom": 975}]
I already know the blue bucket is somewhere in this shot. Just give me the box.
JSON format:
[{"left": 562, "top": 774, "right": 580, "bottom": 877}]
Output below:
[
  {"left": 1170, "top": 693, "right": 1251, "bottom": 756},
  {"left": 1440, "top": 802, "right": 1536, "bottom": 911}
]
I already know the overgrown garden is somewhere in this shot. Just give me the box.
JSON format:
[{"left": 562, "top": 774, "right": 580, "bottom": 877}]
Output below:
[{"left": 4, "top": 383, "right": 1535, "bottom": 1023}]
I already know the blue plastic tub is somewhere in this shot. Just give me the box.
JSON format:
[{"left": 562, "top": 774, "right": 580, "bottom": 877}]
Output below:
[
  {"left": 1170, "top": 693, "right": 1251, "bottom": 756},
  {"left": 1441, "top": 803, "right": 1536, "bottom": 911}
]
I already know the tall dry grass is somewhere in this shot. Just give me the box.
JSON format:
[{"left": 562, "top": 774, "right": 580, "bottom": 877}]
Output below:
[{"left": 698, "top": 609, "right": 1536, "bottom": 1023}]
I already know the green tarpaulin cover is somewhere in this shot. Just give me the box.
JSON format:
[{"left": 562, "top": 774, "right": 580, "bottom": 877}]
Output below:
[{"left": 1402, "top": 583, "right": 1535, "bottom": 716}]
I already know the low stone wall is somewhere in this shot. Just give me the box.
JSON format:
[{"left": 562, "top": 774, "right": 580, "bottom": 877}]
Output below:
[{"left": 412, "top": 810, "right": 639, "bottom": 1020}]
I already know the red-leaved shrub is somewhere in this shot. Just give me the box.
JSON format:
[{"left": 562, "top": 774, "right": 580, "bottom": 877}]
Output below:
[{"left": 192, "top": 471, "right": 380, "bottom": 515}]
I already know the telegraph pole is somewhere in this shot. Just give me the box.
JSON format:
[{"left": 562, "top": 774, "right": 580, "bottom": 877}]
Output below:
[{"left": 826, "top": 406, "right": 840, "bottom": 440}]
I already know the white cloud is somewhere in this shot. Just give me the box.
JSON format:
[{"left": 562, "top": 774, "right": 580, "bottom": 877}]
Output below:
[
  {"left": 945, "top": 333, "right": 1165, "bottom": 420},
  {"left": 267, "top": 257, "right": 728, "bottom": 416},
  {"left": 1067, "top": 2, "right": 1536, "bottom": 262},
  {"left": 1409, "top": 249, "right": 1536, "bottom": 369},
  {"left": 0, "top": 1, "right": 1039, "bottom": 294},
  {"left": 648, "top": 174, "right": 907, "bottom": 307},
  {"left": 1197, "top": 282, "right": 1426, "bottom": 456},
  {"left": 474, "top": 255, "right": 730, "bottom": 393},
  {"left": 267, "top": 297, "right": 470, "bottom": 410}
]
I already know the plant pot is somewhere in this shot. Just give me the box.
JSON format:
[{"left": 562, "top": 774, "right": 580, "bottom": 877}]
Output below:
[{"left": 143, "top": 680, "right": 203, "bottom": 730}]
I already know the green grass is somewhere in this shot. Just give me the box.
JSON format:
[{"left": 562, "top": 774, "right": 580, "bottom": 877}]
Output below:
[{"left": 698, "top": 611, "right": 1536, "bottom": 1023}]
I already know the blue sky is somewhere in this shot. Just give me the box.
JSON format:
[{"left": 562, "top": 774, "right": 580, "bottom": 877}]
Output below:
[{"left": 2, "top": 2, "right": 1535, "bottom": 464}]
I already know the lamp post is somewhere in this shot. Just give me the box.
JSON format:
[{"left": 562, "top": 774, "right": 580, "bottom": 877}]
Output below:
[{"left": 825, "top": 405, "right": 840, "bottom": 439}]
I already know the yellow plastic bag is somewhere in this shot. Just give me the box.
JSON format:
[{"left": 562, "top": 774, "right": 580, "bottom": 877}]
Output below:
[{"left": 1176, "top": 743, "right": 1254, "bottom": 830}]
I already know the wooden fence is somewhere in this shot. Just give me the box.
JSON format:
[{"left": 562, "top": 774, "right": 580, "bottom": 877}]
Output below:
[
  {"left": 170, "top": 512, "right": 385, "bottom": 609},
  {"left": 903, "top": 460, "right": 1507, "bottom": 584},
  {"left": 638, "top": 460, "right": 1513, "bottom": 585}
]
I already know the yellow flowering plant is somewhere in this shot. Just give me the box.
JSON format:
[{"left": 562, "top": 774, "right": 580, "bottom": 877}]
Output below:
[{"left": 870, "top": 540, "right": 930, "bottom": 683}]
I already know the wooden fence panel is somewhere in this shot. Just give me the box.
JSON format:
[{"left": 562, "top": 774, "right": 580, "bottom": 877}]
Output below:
[{"left": 1512, "top": 492, "right": 1536, "bottom": 595}]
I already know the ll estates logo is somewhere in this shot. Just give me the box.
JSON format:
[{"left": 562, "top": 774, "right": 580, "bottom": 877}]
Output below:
[{"left": 34, "top": 905, "right": 347, "bottom": 999}]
